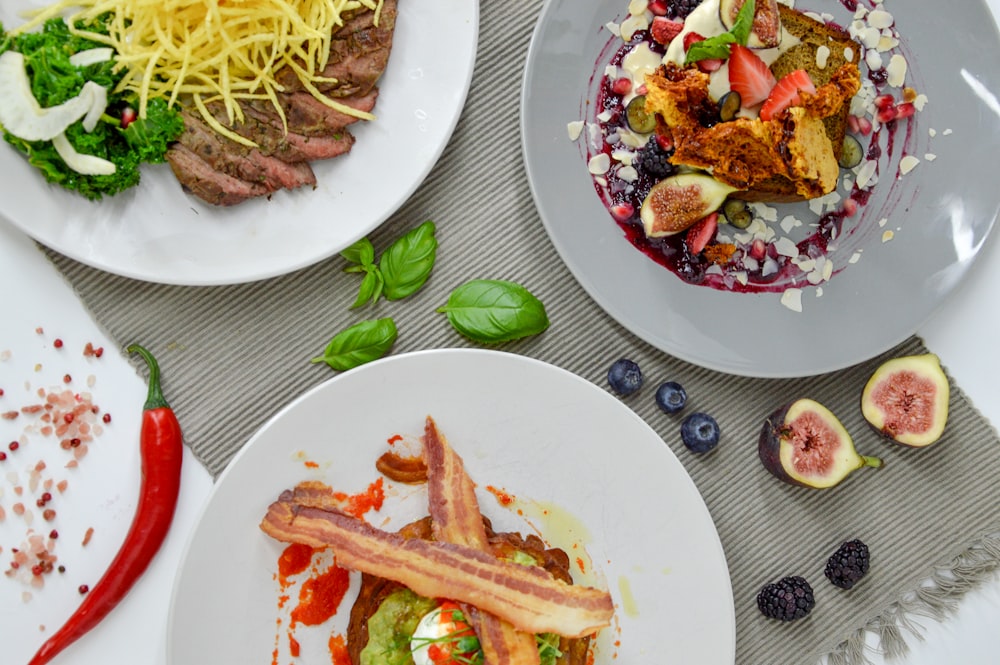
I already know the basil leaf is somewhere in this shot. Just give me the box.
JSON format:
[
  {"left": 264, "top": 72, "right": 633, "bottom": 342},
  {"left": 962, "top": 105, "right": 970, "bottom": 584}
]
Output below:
[
  {"left": 310, "top": 318, "right": 398, "bottom": 370},
  {"left": 437, "top": 280, "right": 549, "bottom": 344},
  {"left": 341, "top": 237, "right": 376, "bottom": 267},
  {"left": 380, "top": 220, "right": 438, "bottom": 300},
  {"left": 685, "top": 0, "right": 754, "bottom": 64},
  {"left": 350, "top": 268, "right": 384, "bottom": 309}
]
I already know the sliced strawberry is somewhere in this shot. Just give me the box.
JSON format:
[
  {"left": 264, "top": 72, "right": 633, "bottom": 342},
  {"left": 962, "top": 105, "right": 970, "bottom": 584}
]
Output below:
[
  {"left": 698, "top": 58, "right": 725, "bottom": 73},
  {"left": 683, "top": 31, "right": 706, "bottom": 52},
  {"left": 728, "top": 44, "right": 776, "bottom": 108},
  {"left": 758, "top": 70, "right": 816, "bottom": 121},
  {"left": 685, "top": 212, "right": 719, "bottom": 255},
  {"left": 651, "top": 17, "right": 684, "bottom": 45},
  {"left": 647, "top": 0, "right": 669, "bottom": 16}
]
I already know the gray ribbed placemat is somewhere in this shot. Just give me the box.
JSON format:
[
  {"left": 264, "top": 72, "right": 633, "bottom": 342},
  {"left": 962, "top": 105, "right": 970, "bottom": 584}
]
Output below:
[{"left": 34, "top": 1, "right": 1000, "bottom": 663}]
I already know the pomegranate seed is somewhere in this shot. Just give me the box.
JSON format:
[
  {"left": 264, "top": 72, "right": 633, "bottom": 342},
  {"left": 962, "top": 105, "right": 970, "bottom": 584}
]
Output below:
[
  {"left": 749, "top": 238, "right": 768, "bottom": 261},
  {"left": 54, "top": 339, "right": 63, "bottom": 348},
  {"left": 78, "top": 584, "right": 89, "bottom": 595},
  {"left": 64, "top": 413, "right": 74, "bottom": 424},
  {"left": 32, "top": 565, "right": 43, "bottom": 576},
  {"left": 894, "top": 102, "right": 915, "bottom": 119},
  {"left": 11, "top": 562, "right": 19, "bottom": 569},
  {"left": 847, "top": 114, "right": 860, "bottom": 133},
  {"left": 49, "top": 530, "right": 59, "bottom": 539},
  {"left": 63, "top": 374, "right": 72, "bottom": 384},
  {"left": 37, "top": 498, "right": 46, "bottom": 507},
  {"left": 611, "top": 77, "right": 632, "bottom": 96},
  {"left": 102, "top": 413, "right": 112, "bottom": 424},
  {"left": 655, "top": 133, "right": 674, "bottom": 151},
  {"left": 647, "top": 0, "right": 668, "bottom": 16},
  {"left": 876, "top": 105, "right": 898, "bottom": 123},
  {"left": 58, "top": 565, "right": 65, "bottom": 573},
  {"left": 121, "top": 106, "right": 137, "bottom": 129},
  {"left": 41, "top": 492, "right": 52, "bottom": 502},
  {"left": 0, "top": 452, "right": 6, "bottom": 461},
  {"left": 874, "top": 94, "right": 895, "bottom": 110},
  {"left": 43, "top": 509, "right": 56, "bottom": 521},
  {"left": 94, "top": 347, "right": 104, "bottom": 358},
  {"left": 0, "top": 388, "right": 4, "bottom": 396},
  {"left": 842, "top": 198, "right": 859, "bottom": 217},
  {"left": 9, "top": 441, "right": 19, "bottom": 451},
  {"left": 610, "top": 203, "right": 635, "bottom": 222},
  {"left": 856, "top": 116, "right": 873, "bottom": 135},
  {"left": 70, "top": 438, "right": 81, "bottom": 448}
]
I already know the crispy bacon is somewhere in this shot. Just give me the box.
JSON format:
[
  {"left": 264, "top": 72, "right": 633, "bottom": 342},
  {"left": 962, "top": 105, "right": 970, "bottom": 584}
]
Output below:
[
  {"left": 423, "top": 417, "right": 541, "bottom": 665},
  {"left": 375, "top": 451, "right": 429, "bottom": 484},
  {"left": 259, "top": 497, "right": 614, "bottom": 638}
]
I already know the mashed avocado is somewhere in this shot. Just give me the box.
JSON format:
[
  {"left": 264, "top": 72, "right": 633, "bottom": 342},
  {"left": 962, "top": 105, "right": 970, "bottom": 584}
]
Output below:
[{"left": 360, "top": 588, "right": 438, "bottom": 665}]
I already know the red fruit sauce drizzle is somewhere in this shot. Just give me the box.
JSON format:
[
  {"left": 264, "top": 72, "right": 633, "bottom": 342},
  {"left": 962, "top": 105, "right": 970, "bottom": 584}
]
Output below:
[{"left": 582, "top": 0, "right": 920, "bottom": 295}]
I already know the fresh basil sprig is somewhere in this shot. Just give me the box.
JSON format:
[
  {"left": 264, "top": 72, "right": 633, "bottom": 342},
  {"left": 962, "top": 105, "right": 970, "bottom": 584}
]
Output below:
[
  {"left": 310, "top": 317, "right": 398, "bottom": 370},
  {"left": 437, "top": 280, "right": 549, "bottom": 344},
  {"left": 380, "top": 220, "right": 438, "bottom": 300},
  {"left": 685, "top": 0, "right": 755, "bottom": 64},
  {"left": 340, "top": 221, "right": 438, "bottom": 307}
]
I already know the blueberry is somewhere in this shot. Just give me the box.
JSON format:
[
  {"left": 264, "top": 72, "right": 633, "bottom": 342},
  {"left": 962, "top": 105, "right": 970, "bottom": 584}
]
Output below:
[
  {"left": 655, "top": 381, "right": 687, "bottom": 414},
  {"left": 607, "top": 358, "right": 643, "bottom": 396},
  {"left": 680, "top": 412, "right": 720, "bottom": 453}
]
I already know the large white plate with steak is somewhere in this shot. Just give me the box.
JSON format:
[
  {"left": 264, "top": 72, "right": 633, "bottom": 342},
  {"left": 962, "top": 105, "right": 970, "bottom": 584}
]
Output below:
[{"left": 0, "top": 0, "right": 478, "bottom": 285}]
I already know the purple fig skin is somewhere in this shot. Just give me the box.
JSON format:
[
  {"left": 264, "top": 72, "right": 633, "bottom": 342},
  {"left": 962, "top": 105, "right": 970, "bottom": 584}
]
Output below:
[
  {"left": 758, "top": 398, "right": 884, "bottom": 489},
  {"left": 758, "top": 403, "right": 808, "bottom": 487}
]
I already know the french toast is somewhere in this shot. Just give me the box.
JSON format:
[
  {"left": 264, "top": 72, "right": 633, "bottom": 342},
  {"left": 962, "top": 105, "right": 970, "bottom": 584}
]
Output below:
[{"left": 644, "top": 3, "right": 862, "bottom": 202}]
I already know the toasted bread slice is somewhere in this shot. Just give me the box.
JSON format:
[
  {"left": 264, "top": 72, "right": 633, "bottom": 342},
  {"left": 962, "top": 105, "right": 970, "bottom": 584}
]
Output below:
[{"left": 644, "top": 5, "right": 862, "bottom": 202}]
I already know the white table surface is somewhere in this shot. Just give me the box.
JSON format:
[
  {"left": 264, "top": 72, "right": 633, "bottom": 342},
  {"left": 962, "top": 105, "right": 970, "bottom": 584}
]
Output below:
[{"left": 3, "top": 4, "right": 1000, "bottom": 662}]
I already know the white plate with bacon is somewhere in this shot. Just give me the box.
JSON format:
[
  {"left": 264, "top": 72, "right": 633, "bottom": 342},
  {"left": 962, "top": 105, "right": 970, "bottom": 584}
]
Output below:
[
  {"left": 0, "top": 0, "right": 477, "bottom": 285},
  {"left": 167, "top": 349, "right": 735, "bottom": 664}
]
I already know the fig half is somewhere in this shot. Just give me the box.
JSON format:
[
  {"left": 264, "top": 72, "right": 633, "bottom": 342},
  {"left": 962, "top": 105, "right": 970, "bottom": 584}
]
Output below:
[
  {"left": 719, "top": 0, "right": 781, "bottom": 49},
  {"left": 759, "top": 398, "right": 883, "bottom": 489},
  {"left": 639, "top": 173, "right": 738, "bottom": 237},
  {"left": 861, "top": 354, "right": 950, "bottom": 447}
]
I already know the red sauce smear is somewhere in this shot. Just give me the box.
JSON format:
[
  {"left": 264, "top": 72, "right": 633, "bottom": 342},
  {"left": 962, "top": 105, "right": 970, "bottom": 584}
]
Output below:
[
  {"left": 290, "top": 563, "right": 351, "bottom": 627},
  {"left": 387, "top": 434, "right": 403, "bottom": 445},
  {"left": 328, "top": 634, "right": 351, "bottom": 665},
  {"left": 278, "top": 543, "right": 315, "bottom": 581},
  {"left": 331, "top": 478, "right": 385, "bottom": 518},
  {"left": 485, "top": 485, "right": 515, "bottom": 506}
]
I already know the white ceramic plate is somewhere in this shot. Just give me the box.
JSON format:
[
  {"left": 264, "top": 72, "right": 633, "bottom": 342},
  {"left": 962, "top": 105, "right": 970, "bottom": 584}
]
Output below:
[
  {"left": 521, "top": 0, "right": 1000, "bottom": 377},
  {"left": 0, "top": 1, "right": 478, "bottom": 285},
  {"left": 167, "top": 349, "right": 735, "bottom": 664}
]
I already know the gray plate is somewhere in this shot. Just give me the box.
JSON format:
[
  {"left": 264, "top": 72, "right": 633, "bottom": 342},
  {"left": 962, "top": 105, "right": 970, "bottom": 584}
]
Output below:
[{"left": 521, "top": 0, "right": 1000, "bottom": 377}]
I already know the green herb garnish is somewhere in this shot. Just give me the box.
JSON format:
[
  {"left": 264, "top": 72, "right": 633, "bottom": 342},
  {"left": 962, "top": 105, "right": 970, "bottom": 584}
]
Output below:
[
  {"left": 310, "top": 317, "right": 398, "bottom": 371},
  {"left": 0, "top": 16, "right": 183, "bottom": 200},
  {"left": 342, "top": 220, "right": 438, "bottom": 307},
  {"left": 437, "top": 279, "right": 549, "bottom": 344},
  {"left": 684, "top": 0, "right": 755, "bottom": 64}
]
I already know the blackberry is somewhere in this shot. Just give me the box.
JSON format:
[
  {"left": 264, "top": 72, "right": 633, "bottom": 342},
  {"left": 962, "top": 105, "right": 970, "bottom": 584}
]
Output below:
[
  {"left": 637, "top": 137, "right": 675, "bottom": 180},
  {"left": 756, "top": 576, "right": 815, "bottom": 622},
  {"left": 824, "top": 539, "right": 870, "bottom": 589},
  {"left": 666, "top": 0, "right": 700, "bottom": 20}
]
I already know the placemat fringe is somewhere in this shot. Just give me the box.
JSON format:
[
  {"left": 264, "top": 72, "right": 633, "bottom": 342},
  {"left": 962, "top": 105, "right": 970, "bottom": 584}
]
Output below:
[{"left": 824, "top": 533, "right": 1000, "bottom": 664}]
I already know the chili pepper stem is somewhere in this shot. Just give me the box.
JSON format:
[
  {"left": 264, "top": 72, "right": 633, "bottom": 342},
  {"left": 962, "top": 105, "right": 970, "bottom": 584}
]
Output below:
[{"left": 126, "top": 343, "right": 171, "bottom": 411}]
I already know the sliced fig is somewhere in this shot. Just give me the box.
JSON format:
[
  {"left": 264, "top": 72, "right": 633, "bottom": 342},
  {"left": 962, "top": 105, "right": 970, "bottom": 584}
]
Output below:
[
  {"left": 861, "top": 354, "right": 950, "bottom": 447},
  {"left": 719, "top": 0, "right": 781, "bottom": 49},
  {"left": 759, "top": 398, "right": 883, "bottom": 489},
  {"left": 639, "top": 173, "right": 738, "bottom": 237}
]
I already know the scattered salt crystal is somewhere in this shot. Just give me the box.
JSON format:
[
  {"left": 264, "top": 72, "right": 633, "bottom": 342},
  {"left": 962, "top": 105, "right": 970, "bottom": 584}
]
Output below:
[
  {"left": 588, "top": 154, "right": 610, "bottom": 175},
  {"left": 567, "top": 121, "right": 584, "bottom": 141},
  {"left": 816, "top": 45, "right": 830, "bottom": 69},
  {"left": 882, "top": 229, "right": 895, "bottom": 242},
  {"left": 886, "top": 54, "right": 907, "bottom": 88},
  {"left": 899, "top": 155, "right": 920, "bottom": 175},
  {"left": 781, "top": 289, "right": 803, "bottom": 313}
]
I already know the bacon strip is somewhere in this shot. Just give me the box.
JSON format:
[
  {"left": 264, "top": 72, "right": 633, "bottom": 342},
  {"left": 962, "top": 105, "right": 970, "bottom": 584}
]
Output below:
[
  {"left": 423, "top": 417, "right": 541, "bottom": 665},
  {"left": 259, "top": 498, "right": 614, "bottom": 638}
]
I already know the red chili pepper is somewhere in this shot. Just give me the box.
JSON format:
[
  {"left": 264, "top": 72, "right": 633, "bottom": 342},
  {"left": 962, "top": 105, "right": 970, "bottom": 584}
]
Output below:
[{"left": 28, "top": 344, "right": 183, "bottom": 665}]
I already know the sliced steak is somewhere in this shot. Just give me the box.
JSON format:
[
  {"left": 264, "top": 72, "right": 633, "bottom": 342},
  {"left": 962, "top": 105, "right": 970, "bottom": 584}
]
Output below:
[
  {"left": 275, "top": 0, "right": 398, "bottom": 97},
  {"left": 246, "top": 89, "right": 377, "bottom": 137},
  {"left": 176, "top": 111, "right": 316, "bottom": 191},
  {"left": 166, "top": 144, "right": 271, "bottom": 206}
]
